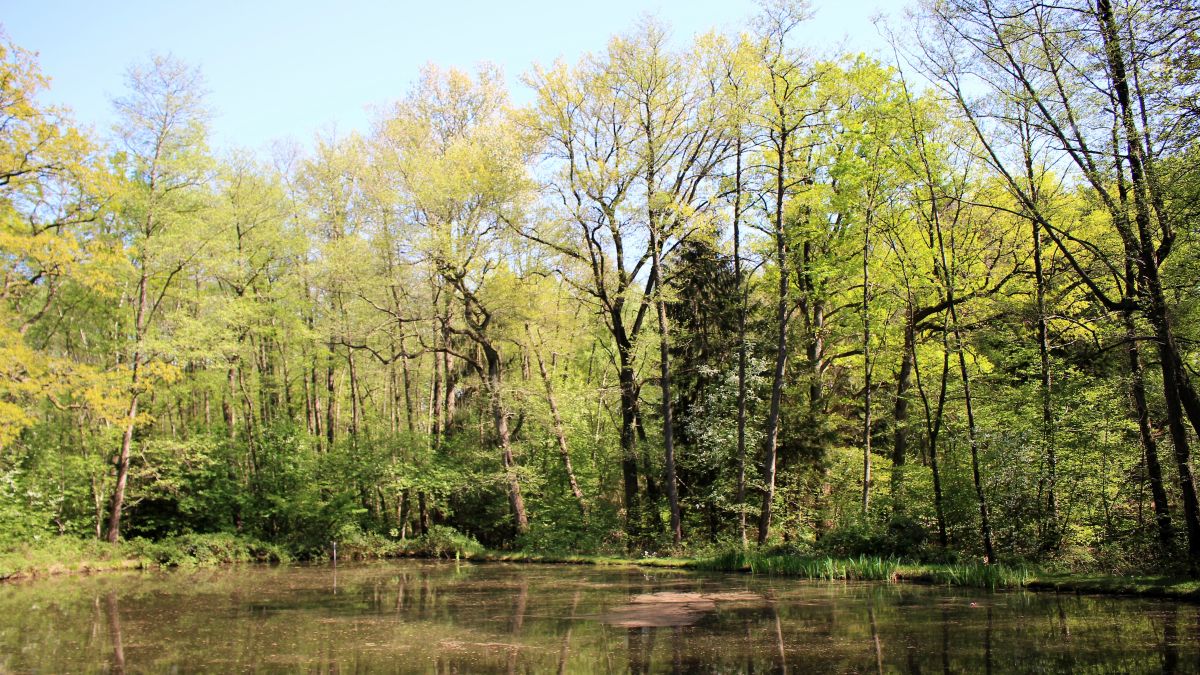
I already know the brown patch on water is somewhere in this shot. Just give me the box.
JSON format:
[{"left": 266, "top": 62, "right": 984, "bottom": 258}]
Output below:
[{"left": 602, "top": 591, "right": 766, "bottom": 627}]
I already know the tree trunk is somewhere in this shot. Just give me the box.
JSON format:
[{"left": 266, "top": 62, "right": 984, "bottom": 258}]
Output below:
[
  {"left": 1125, "top": 306, "right": 1173, "bottom": 552},
  {"left": 954, "top": 325, "right": 996, "bottom": 564},
  {"left": 528, "top": 325, "right": 587, "bottom": 519},
  {"left": 649, "top": 221, "right": 682, "bottom": 545},
  {"left": 401, "top": 349, "right": 416, "bottom": 435},
  {"left": 484, "top": 344, "right": 529, "bottom": 535},
  {"left": 224, "top": 362, "right": 237, "bottom": 441},
  {"left": 106, "top": 270, "right": 148, "bottom": 543},
  {"left": 861, "top": 212, "right": 872, "bottom": 514},
  {"left": 348, "top": 349, "right": 361, "bottom": 439},
  {"left": 418, "top": 491, "right": 429, "bottom": 535},
  {"left": 325, "top": 344, "right": 336, "bottom": 449},
  {"left": 892, "top": 317, "right": 915, "bottom": 513},
  {"left": 616, "top": 342, "right": 642, "bottom": 546},
  {"left": 913, "top": 336, "right": 950, "bottom": 548},
  {"left": 758, "top": 142, "right": 789, "bottom": 545},
  {"left": 1032, "top": 219, "right": 1058, "bottom": 545},
  {"left": 732, "top": 136, "right": 749, "bottom": 547}
]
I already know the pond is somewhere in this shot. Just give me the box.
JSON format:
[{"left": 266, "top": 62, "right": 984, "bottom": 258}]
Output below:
[{"left": 1, "top": 560, "right": 1197, "bottom": 673}]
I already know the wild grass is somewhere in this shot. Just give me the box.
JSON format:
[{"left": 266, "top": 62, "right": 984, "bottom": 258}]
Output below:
[
  {"left": 0, "top": 537, "right": 143, "bottom": 580},
  {"left": 695, "top": 551, "right": 902, "bottom": 581},
  {"left": 477, "top": 550, "right": 692, "bottom": 568},
  {"left": 0, "top": 533, "right": 290, "bottom": 580},
  {"left": 694, "top": 550, "right": 1040, "bottom": 589},
  {"left": 911, "top": 562, "right": 1034, "bottom": 590}
]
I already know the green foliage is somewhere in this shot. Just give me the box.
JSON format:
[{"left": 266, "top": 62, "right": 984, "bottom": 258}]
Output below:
[
  {"left": 816, "top": 516, "right": 929, "bottom": 559},
  {"left": 0, "top": 468, "right": 55, "bottom": 549},
  {"left": 130, "top": 533, "right": 289, "bottom": 567},
  {"left": 411, "top": 525, "right": 485, "bottom": 559}
]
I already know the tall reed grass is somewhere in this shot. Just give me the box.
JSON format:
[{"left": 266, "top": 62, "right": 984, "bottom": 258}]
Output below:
[{"left": 695, "top": 550, "right": 1032, "bottom": 589}]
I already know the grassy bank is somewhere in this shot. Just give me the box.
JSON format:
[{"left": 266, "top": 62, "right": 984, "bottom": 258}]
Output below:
[
  {"left": 1024, "top": 574, "right": 1200, "bottom": 601},
  {"left": 0, "top": 533, "right": 289, "bottom": 581},
  {"left": 468, "top": 548, "right": 1200, "bottom": 600},
  {"left": 689, "top": 549, "right": 1033, "bottom": 589},
  {"left": 685, "top": 549, "right": 1200, "bottom": 600},
  {"left": 4, "top": 534, "right": 1198, "bottom": 602}
]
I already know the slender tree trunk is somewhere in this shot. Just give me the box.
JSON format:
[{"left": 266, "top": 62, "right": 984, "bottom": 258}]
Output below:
[
  {"left": 430, "top": 343, "right": 443, "bottom": 443},
  {"left": 892, "top": 317, "right": 915, "bottom": 513},
  {"left": 309, "top": 361, "right": 322, "bottom": 442},
  {"left": 528, "top": 325, "right": 587, "bottom": 519},
  {"left": 280, "top": 342, "right": 293, "bottom": 421},
  {"left": 224, "top": 362, "right": 237, "bottom": 441},
  {"left": 758, "top": 142, "right": 789, "bottom": 545},
  {"left": 107, "top": 394, "right": 139, "bottom": 543},
  {"left": 325, "top": 344, "right": 336, "bottom": 449},
  {"left": 953, "top": 324, "right": 996, "bottom": 564},
  {"left": 398, "top": 490, "right": 410, "bottom": 540},
  {"left": 401, "top": 348, "right": 416, "bottom": 435},
  {"left": 649, "top": 221, "right": 682, "bottom": 545},
  {"left": 1021, "top": 118, "right": 1058, "bottom": 545},
  {"left": 418, "top": 491, "right": 429, "bottom": 535},
  {"left": 388, "top": 358, "right": 400, "bottom": 434},
  {"left": 938, "top": 225, "right": 995, "bottom": 562},
  {"left": 914, "top": 339, "right": 950, "bottom": 549},
  {"left": 1032, "top": 219, "right": 1058, "bottom": 545},
  {"left": 616, "top": 342, "right": 642, "bottom": 546},
  {"left": 106, "top": 270, "right": 148, "bottom": 543},
  {"left": 347, "top": 350, "right": 361, "bottom": 439},
  {"left": 1125, "top": 305, "right": 1173, "bottom": 552},
  {"left": 732, "top": 136, "right": 749, "bottom": 547},
  {"left": 861, "top": 213, "right": 872, "bottom": 514},
  {"left": 237, "top": 367, "right": 258, "bottom": 481}
]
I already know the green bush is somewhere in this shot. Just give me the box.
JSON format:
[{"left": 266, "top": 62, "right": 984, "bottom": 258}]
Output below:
[
  {"left": 815, "top": 515, "right": 928, "bottom": 558},
  {"left": 131, "top": 533, "right": 289, "bottom": 567},
  {"left": 411, "top": 525, "right": 484, "bottom": 559},
  {"left": 329, "top": 524, "right": 404, "bottom": 560}
]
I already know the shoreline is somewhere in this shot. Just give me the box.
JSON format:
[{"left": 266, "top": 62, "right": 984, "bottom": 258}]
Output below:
[{"left": 3, "top": 540, "right": 1198, "bottom": 602}]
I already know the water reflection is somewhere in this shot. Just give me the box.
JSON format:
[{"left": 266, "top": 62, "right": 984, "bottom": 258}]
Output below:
[
  {"left": 0, "top": 561, "right": 1195, "bottom": 673},
  {"left": 104, "top": 591, "right": 124, "bottom": 675}
]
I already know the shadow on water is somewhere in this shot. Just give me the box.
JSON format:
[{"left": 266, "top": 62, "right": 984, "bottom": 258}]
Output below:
[{"left": 0, "top": 561, "right": 1197, "bottom": 673}]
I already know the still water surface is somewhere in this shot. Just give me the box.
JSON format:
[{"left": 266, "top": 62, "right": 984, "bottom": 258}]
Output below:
[{"left": 1, "top": 560, "right": 1198, "bottom": 673}]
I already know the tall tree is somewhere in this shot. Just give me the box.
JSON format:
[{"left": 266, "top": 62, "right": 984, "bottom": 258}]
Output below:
[
  {"left": 106, "top": 55, "right": 212, "bottom": 542},
  {"left": 747, "top": 0, "right": 820, "bottom": 544}
]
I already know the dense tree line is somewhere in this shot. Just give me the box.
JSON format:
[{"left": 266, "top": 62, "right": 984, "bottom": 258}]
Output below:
[{"left": 2, "top": 0, "right": 1198, "bottom": 569}]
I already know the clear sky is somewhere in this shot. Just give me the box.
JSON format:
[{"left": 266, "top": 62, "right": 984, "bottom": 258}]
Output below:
[{"left": 3, "top": 0, "right": 907, "bottom": 152}]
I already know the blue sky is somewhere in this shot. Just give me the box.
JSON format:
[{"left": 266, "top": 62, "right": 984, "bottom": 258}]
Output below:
[{"left": 4, "top": 0, "right": 906, "bottom": 151}]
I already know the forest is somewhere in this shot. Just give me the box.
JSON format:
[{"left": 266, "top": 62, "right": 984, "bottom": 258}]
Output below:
[{"left": 2, "top": 0, "right": 1199, "bottom": 574}]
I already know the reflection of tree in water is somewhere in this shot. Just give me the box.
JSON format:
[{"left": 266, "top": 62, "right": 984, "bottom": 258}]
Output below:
[
  {"left": 985, "top": 605, "right": 993, "bottom": 675},
  {"left": 104, "top": 592, "right": 124, "bottom": 675},
  {"left": 507, "top": 580, "right": 527, "bottom": 673},
  {"left": 772, "top": 600, "right": 788, "bottom": 674},
  {"left": 868, "top": 597, "right": 883, "bottom": 675},
  {"left": 1162, "top": 604, "right": 1178, "bottom": 675},
  {"left": 556, "top": 590, "right": 580, "bottom": 675},
  {"left": 625, "top": 626, "right": 654, "bottom": 675}
]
